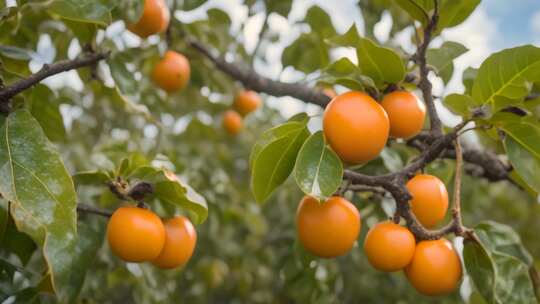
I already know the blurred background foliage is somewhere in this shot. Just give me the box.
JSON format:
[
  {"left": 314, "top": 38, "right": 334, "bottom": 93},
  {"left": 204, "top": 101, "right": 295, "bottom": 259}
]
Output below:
[{"left": 0, "top": 0, "right": 539, "bottom": 303}]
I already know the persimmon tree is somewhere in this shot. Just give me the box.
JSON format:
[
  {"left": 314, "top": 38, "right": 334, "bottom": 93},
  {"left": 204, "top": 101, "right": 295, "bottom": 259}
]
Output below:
[{"left": 0, "top": 0, "right": 539, "bottom": 303}]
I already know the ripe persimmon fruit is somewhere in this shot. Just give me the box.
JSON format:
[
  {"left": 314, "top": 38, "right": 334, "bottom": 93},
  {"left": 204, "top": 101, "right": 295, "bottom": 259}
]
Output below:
[
  {"left": 233, "top": 90, "right": 261, "bottom": 116},
  {"left": 323, "top": 91, "right": 389, "bottom": 164},
  {"left": 223, "top": 110, "right": 243, "bottom": 135},
  {"left": 152, "top": 216, "right": 197, "bottom": 269},
  {"left": 107, "top": 206, "right": 165, "bottom": 262},
  {"left": 152, "top": 51, "right": 191, "bottom": 93},
  {"left": 406, "top": 174, "right": 449, "bottom": 228},
  {"left": 405, "top": 239, "right": 462, "bottom": 296},
  {"left": 127, "top": 0, "right": 170, "bottom": 38},
  {"left": 363, "top": 221, "right": 416, "bottom": 272},
  {"left": 381, "top": 91, "right": 426, "bottom": 139},
  {"left": 296, "top": 196, "right": 360, "bottom": 258}
]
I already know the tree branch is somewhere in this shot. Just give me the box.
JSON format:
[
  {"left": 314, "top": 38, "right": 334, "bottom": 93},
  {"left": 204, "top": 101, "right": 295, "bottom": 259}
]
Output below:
[
  {"left": 77, "top": 203, "right": 112, "bottom": 218},
  {"left": 0, "top": 52, "right": 109, "bottom": 107},
  {"left": 414, "top": 0, "right": 442, "bottom": 137},
  {"left": 186, "top": 38, "right": 331, "bottom": 107}
]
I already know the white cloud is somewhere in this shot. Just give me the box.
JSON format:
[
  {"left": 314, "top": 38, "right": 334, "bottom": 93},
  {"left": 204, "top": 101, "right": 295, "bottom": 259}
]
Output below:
[{"left": 531, "top": 10, "right": 540, "bottom": 44}]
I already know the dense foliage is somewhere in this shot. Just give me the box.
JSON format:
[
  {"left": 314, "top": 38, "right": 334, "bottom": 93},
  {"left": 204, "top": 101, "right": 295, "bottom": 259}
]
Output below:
[{"left": 0, "top": 0, "right": 539, "bottom": 303}]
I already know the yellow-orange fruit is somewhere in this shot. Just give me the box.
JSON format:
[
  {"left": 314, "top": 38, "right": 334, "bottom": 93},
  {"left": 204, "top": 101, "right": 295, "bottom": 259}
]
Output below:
[
  {"left": 233, "top": 90, "right": 261, "bottom": 116},
  {"left": 127, "top": 0, "right": 170, "bottom": 38},
  {"left": 152, "top": 51, "right": 190, "bottom": 93},
  {"left": 323, "top": 91, "right": 389, "bottom": 164},
  {"left": 296, "top": 196, "right": 361, "bottom": 258},
  {"left": 363, "top": 221, "right": 416, "bottom": 272},
  {"left": 405, "top": 239, "right": 462, "bottom": 296},
  {"left": 381, "top": 91, "right": 426, "bottom": 139},
  {"left": 222, "top": 110, "right": 243, "bottom": 135},
  {"left": 406, "top": 174, "right": 449, "bottom": 228},
  {"left": 152, "top": 216, "right": 197, "bottom": 269},
  {"left": 107, "top": 206, "right": 165, "bottom": 262}
]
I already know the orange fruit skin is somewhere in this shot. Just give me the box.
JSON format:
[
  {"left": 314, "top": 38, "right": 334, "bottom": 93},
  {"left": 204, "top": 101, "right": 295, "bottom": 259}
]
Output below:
[
  {"left": 363, "top": 221, "right": 416, "bottom": 272},
  {"left": 127, "top": 0, "right": 170, "bottom": 38},
  {"left": 405, "top": 239, "right": 462, "bottom": 296},
  {"left": 152, "top": 51, "right": 190, "bottom": 93},
  {"left": 107, "top": 206, "right": 165, "bottom": 262},
  {"left": 233, "top": 90, "right": 261, "bottom": 116},
  {"left": 152, "top": 216, "right": 197, "bottom": 269},
  {"left": 296, "top": 196, "right": 361, "bottom": 258},
  {"left": 381, "top": 91, "right": 426, "bottom": 139},
  {"left": 323, "top": 91, "right": 389, "bottom": 164},
  {"left": 406, "top": 174, "right": 449, "bottom": 228},
  {"left": 223, "top": 110, "right": 243, "bottom": 135}
]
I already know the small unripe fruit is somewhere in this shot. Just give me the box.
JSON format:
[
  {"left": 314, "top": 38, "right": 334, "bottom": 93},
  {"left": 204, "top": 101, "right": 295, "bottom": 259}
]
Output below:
[
  {"left": 222, "top": 110, "right": 242, "bottom": 135},
  {"left": 233, "top": 90, "right": 261, "bottom": 116},
  {"left": 323, "top": 91, "right": 389, "bottom": 164},
  {"left": 296, "top": 196, "right": 360, "bottom": 258},
  {"left": 363, "top": 221, "right": 416, "bottom": 272},
  {"left": 405, "top": 239, "right": 462, "bottom": 296},
  {"left": 152, "top": 216, "right": 197, "bottom": 269},
  {"left": 152, "top": 51, "right": 190, "bottom": 93},
  {"left": 107, "top": 206, "right": 165, "bottom": 262},
  {"left": 381, "top": 91, "right": 426, "bottom": 139},
  {"left": 406, "top": 174, "right": 449, "bottom": 228}
]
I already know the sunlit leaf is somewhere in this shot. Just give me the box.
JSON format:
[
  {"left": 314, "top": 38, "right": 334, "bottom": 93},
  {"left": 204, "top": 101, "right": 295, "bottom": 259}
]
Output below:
[
  {"left": 294, "top": 131, "right": 343, "bottom": 200},
  {"left": 504, "top": 136, "right": 540, "bottom": 195},
  {"left": 356, "top": 37, "right": 405, "bottom": 85},
  {"left": 437, "top": 0, "right": 481, "bottom": 32},
  {"left": 0, "top": 110, "right": 77, "bottom": 301},
  {"left": 427, "top": 41, "right": 468, "bottom": 84},
  {"left": 472, "top": 45, "right": 540, "bottom": 111}
]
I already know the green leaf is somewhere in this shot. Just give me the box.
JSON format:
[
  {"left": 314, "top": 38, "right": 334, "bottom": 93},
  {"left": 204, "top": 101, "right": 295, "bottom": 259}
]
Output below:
[
  {"left": 318, "top": 57, "right": 375, "bottom": 91},
  {"left": 427, "top": 41, "right": 468, "bottom": 84},
  {"left": 305, "top": 6, "right": 337, "bottom": 38},
  {"left": 475, "top": 221, "right": 533, "bottom": 266},
  {"left": 294, "top": 131, "right": 343, "bottom": 200},
  {"left": 109, "top": 52, "right": 137, "bottom": 96},
  {"left": 130, "top": 167, "right": 208, "bottom": 224},
  {"left": 0, "top": 45, "right": 34, "bottom": 60},
  {"left": 501, "top": 120, "right": 540, "bottom": 159},
  {"left": 282, "top": 33, "right": 329, "bottom": 74},
  {"left": 251, "top": 122, "right": 310, "bottom": 203},
  {"left": 394, "top": 0, "right": 433, "bottom": 25},
  {"left": 326, "top": 24, "right": 360, "bottom": 48},
  {"left": 443, "top": 93, "right": 478, "bottom": 117},
  {"left": 1, "top": 217, "right": 37, "bottom": 265},
  {"left": 67, "top": 221, "right": 105, "bottom": 302},
  {"left": 380, "top": 148, "right": 403, "bottom": 172},
  {"left": 184, "top": 0, "right": 207, "bottom": 10},
  {"left": 472, "top": 45, "right": 540, "bottom": 111},
  {"left": 0, "top": 110, "right": 77, "bottom": 301},
  {"left": 492, "top": 253, "right": 537, "bottom": 304},
  {"left": 438, "top": 0, "right": 481, "bottom": 32},
  {"left": 48, "top": 0, "right": 114, "bottom": 26},
  {"left": 356, "top": 37, "right": 406, "bottom": 85},
  {"left": 249, "top": 120, "right": 309, "bottom": 169},
  {"left": 73, "top": 171, "right": 111, "bottom": 186},
  {"left": 265, "top": 0, "right": 292, "bottom": 17},
  {"left": 28, "top": 84, "right": 66, "bottom": 142},
  {"left": 463, "top": 67, "right": 478, "bottom": 94},
  {"left": 504, "top": 136, "right": 540, "bottom": 195},
  {"left": 463, "top": 238, "right": 497, "bottom": 303}
]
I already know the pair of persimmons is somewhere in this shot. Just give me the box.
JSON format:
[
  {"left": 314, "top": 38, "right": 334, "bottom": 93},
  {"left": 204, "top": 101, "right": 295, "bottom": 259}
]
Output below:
[
  {"left": 296, "top": 91, "right": 460, "bottom": 296},
  {"left": 129, "top": 0, "right": 259, "bottom": 136}
]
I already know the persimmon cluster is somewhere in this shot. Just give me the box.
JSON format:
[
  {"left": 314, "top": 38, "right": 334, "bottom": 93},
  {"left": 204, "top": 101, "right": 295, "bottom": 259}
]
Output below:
[
  {"left": 296, "top": 90, "right": 462, "bottom": 296},
  {"left": 107, "top": 206, "right": 197, "bottom": 269}
]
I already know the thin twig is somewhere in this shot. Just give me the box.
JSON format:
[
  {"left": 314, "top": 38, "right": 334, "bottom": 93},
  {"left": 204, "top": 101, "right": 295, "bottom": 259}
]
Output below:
[
  {"left": 77, "top": 203, "right": 113, "bottom": 218},
  {"left": 0, "top": 52, "right": 109, "bottom": 105}
]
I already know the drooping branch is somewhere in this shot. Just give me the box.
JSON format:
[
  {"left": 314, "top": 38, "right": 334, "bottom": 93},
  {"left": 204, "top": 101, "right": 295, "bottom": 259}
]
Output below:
[
  {"left": 186, "top": 38, "right": 331, "bottom": 107},
  {"left": 0, "top": 51, "right": 109, "bottom": 107},
  {"left": 414, "top": 0, "right": 442, "bottom": 137}
]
